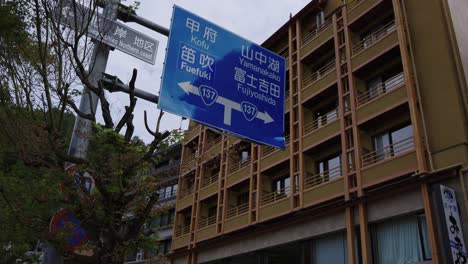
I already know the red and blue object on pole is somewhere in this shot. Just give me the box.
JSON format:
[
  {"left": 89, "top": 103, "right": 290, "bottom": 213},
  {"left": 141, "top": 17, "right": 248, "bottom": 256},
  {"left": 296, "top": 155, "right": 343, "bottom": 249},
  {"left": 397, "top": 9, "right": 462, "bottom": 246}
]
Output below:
[{"left": 49, "top": 209, "right": 88, "bottom": 251}]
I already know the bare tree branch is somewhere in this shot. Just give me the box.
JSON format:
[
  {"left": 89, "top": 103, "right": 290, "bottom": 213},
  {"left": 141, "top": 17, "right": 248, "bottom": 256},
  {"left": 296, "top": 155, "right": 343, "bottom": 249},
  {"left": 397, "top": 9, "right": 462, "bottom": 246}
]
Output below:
[
  {"left": 65, "top": 97, "right": 95, "bottom": 122},
  {"left": 97, "top": 80, "right": 113, "bottom": 128},
  {"left": 143, "top": 110, "right": 157, "bottom": 137},
  {"left": 124, "top": 111, "right": 134, "bottom": 141},
  {"left": 115, "top": 69, "right": 138, "bottom": 133}
]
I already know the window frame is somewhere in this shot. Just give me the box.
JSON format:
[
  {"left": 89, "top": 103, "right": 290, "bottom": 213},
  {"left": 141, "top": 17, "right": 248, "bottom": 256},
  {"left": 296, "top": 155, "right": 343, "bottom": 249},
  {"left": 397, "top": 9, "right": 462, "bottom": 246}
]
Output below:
[{"left": 372, "top": 123, "right": 413, "bottom": 161}]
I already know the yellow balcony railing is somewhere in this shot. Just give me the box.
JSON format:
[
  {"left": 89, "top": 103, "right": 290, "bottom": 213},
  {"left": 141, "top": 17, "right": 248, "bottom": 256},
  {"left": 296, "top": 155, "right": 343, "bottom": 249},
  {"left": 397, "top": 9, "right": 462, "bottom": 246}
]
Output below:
[
  {"left": 303, "top": 108, "right": 339, "bottom": 135},
  {"left": 301, "top": 16, "right": 333, "bottom": 47},
  {"left": 302, "top": 59, "right": 336, "bottom": 88},
  {"left": 228, "top": 158, "right": 251, "bottom": 175},
  {"left": 226, "top": 203, "right": 249, "bottom": 219},
  {"left": 352, "top": 21, "right": 396, "bottom": 55},
  {"left": 279, "top": 47, "right": 289, "bottom": 59},
  {"left": 201, "top": 174, "right": 218, "bottom": 189},
  {"left": 279, "top": 47, "right": 289, "bottom": 66},
  {"left": 204, "top": 136, "right": 222, "bottom": 152},
  {"left": 357, "top": 72, "right": 404, "bottom": 105},
  {"left": 261, "top": 186, "right": 290, "bottom": 206},
  {"left": 178, "top": 186, "right": 194, "bottom": 199},
  {"left": 347, "top": 0, "right": 365, "bottom": 10},
  {"left": 198, "top": 215, "right": 217, "bottom": 229},
  {"left": 304, "top": 166, "right": 342, "bottom": 190},
  {"left": 262, "top": 135, "right": 290, "bottom": 157},
  {"left": 174, "top": 225, "right": 190, "bottom": 237},
  {"left": 362, "top": 137, "right": 414, "bottom": 167},
  {"left": 181, "top": 154, "right": 196, "bottom": 174}
]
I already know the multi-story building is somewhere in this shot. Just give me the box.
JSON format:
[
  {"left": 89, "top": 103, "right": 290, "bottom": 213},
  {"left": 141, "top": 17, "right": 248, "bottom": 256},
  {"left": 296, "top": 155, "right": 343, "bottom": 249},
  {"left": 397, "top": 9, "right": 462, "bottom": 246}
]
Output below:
[
  {"left": 125, "top": 144, "right": 181, "bottom": 264},
  {"left": 172, "top": 0, "right": 468, "bottom": 263}
]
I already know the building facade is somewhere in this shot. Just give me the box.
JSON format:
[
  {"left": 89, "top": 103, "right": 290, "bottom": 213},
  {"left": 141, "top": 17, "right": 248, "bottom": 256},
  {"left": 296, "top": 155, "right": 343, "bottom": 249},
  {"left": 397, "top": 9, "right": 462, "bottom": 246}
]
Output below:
[
  {"left": 172, "top": 0, "right": 468, "bottom": 263},
  {"left": 125, "top": 144, "right": 181, "bottom": 264}
]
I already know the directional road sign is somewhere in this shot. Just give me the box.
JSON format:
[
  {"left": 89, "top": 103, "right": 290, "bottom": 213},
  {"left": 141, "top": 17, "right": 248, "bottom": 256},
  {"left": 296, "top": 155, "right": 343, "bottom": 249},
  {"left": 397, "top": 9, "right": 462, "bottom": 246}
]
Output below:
[
  {"left": 56, "top": 1, "right": 158, "bottom": 64},
  {"left": 159, "top": 6, "right": 286, "bottom": 148}
]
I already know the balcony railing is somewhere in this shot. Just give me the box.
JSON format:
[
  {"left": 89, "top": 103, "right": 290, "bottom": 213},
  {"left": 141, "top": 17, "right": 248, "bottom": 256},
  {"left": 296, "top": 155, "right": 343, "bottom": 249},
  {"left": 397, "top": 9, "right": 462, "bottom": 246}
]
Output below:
[
  {"left": 303, "top": 108, "right": 339, "bottom": 135},
  {"left": 302, "top": 59, "right": 336, "bottom": 87},
  {"left": 262, "top": 135, "right": 290, "bottom": 157},
  {"left": 204, "top": 136, "right": 222, "bottom": 152},
  {"left": 279, "top": 47, "right": 289, "bottom": 59},
  {"left": 352, "top": 21, "right": 396, "bottom": 55},
  {"left": 304, "top": 166, "right": 342, "bottom": 190},
  {"left": 228, "top": 158, "right": 251, "bottom": 175},
  {"left": 362, "top": 137, "right": 414, "bottom": 167},
  {"left": 175, "top": 225, "right": 190, "bottom": 237},
  {"left": 226, "top": 202, "right": 249, "bottom": 219},
  {"left": 279, "top": 48, "right": 289, "bottom": 66},
  {"left": 181, "top": 154, "right": 196, "bottom": 173},
  {"left": 198, "top": 214, "right": 217, "bottom": 229},
  {"left": 301, "top": 16, "right": 333, "bottom": 47},
  {"left": 357, "top": 72, "right": 404, "bottom": 105},
  {"left": 261, "top": 186, "right": 290, "bottom": 205},
  {"left": 347, "top": 0, "right": 365, "bottom": 11},
  {"left": 201, "top": 174, "right": 219, "bottom": 188},
  {"left": 184, "top": 124, "right": 200, "bottom": 138},
  {"left": 178, "top": 186, "right": 194, "bottom": 199}
]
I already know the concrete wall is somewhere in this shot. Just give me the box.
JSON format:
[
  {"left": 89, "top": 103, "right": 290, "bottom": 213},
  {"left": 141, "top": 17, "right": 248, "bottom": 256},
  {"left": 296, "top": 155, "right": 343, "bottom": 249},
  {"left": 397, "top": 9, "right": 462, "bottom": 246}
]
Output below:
[
  {"left": 446, "top": 0, "right": 468, "bottom": 89},
  {"left": 367, "top": 187, "right": 423, "bottom": 222},
  {"left": 404, "top": 0, "right": 468, "bottom": 169}
]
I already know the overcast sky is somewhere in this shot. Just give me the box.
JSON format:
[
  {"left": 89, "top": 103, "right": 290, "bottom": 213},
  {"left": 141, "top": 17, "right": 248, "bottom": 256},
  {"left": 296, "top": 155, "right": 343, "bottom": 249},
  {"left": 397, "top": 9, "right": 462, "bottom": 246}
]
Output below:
[{"left": 99, "top": 0, "right": 310, "bottom": 143}]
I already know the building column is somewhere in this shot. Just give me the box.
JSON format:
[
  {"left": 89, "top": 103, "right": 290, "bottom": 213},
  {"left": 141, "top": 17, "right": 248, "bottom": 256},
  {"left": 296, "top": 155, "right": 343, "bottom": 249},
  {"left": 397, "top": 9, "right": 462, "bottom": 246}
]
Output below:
[
  {"left": 345, "top": 207, "right": 356, "bottom": 264},
  {"left": 358, "top": 203, "right": 371, "bottom": 264},
  {"left": 422, "top": 183, "right": 441, "bottom": 263}
]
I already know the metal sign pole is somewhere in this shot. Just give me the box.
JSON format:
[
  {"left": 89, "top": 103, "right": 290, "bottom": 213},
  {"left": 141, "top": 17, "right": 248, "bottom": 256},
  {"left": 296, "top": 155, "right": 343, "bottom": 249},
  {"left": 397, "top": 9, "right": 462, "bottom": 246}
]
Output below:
[
  {"left": 68, "top": 0, "right": 119, "bottom": 159},
  {"left": 43, "top": 1, "right": 119, "bottom": 263},
  {"left": 43, "top": 1, "right": 171, "bottom": 262}
]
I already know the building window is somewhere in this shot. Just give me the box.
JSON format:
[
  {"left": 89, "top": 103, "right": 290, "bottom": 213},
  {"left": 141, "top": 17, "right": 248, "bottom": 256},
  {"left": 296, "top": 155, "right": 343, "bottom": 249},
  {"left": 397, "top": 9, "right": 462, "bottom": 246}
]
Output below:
[
  {"left": 155, "top": 239, "right": 172, "bottom": 256},
  {"left": 273, "top": 176, "right": 290, "bottom": 196},
  {"left": 366, "top": 72, "right": 404, "bottom": 100},
  {"left": 167, "top": 209, "right": 175, "bottom": 225},
  {"left": 151, "top": 209, "right": 175, "bottom": 229},
  {"left": 367, "top": 76, "right": 384, "bottom": 99},
  {"left": 157, "top": 183, "right": 178, "bottom": 200},
  {"left": 316, "top": 10, "right": 325, "bottom": 28},
  {"left": 241, "top": 149, "right": 250, "bottom": 165},
  {"left": 171, "top": 184, "right": 178, "bottom": 196},
  {"left": 372, "top": 124, "right": 414, "bottom": 161},
  {"left": 310, "top": 231, "right": 348, "bottom": 264},
  {"left": 237, "top": 192, "right": 249, "bottom": 206},
  {"left": 317, "top": 154, "right": 341, "bottom": 181},
  {"left": 314, "top": 102, "right": 338, "bottom": 129},
  {"left": 370, "top": 214, "right": 432, "bottom": 263},
  {"left": 136, "top": 249, "right": 144, "bottom": 261}
]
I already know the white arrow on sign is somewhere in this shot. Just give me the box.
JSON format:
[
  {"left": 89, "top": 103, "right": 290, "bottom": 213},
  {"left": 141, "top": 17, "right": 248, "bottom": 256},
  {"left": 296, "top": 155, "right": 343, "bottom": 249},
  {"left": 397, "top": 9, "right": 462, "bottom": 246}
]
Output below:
[{"left": 178, "top": 82, "right": 274, "bottom": 125}]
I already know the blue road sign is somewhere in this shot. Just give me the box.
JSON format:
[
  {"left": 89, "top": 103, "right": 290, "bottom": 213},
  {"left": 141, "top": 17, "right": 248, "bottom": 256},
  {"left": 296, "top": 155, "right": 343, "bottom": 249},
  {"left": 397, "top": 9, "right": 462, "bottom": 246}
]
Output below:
[{"left": 159, "top": 6, "right": 286, "bottom": 149}]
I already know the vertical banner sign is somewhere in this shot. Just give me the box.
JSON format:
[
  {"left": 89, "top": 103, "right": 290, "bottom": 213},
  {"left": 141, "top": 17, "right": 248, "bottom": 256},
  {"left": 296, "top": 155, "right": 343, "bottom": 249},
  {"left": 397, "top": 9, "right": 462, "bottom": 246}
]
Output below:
[
  {"left": 441, "top": 185, "right": 467, "bottom": 263},
  {"left": 159, "top": 5, "right": 286, "bottom": 149}
]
